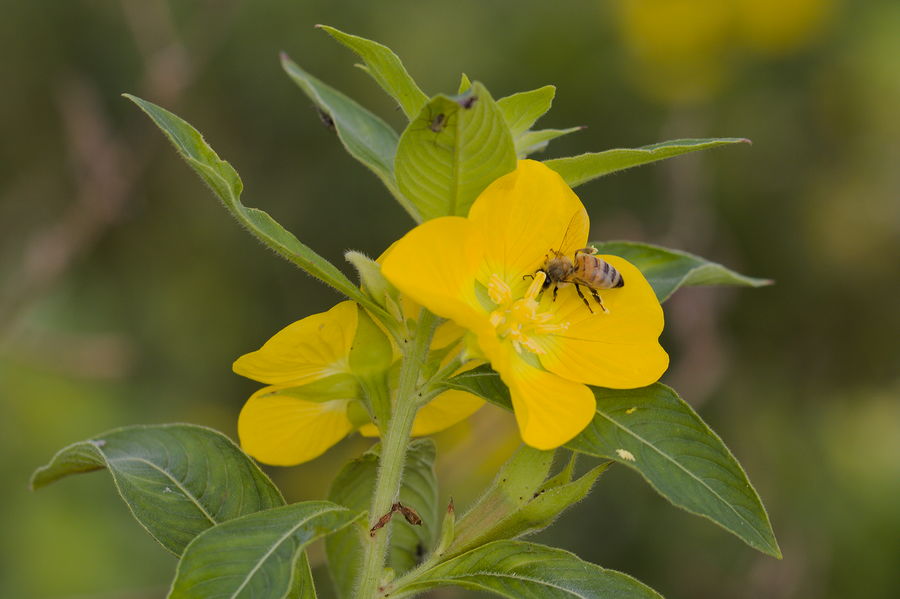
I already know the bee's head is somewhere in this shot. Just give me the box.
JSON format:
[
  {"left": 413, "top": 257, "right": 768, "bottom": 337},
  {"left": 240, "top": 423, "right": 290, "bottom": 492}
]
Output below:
[{"left": 544, "top": 258, "right": 574, "bottom": 283}]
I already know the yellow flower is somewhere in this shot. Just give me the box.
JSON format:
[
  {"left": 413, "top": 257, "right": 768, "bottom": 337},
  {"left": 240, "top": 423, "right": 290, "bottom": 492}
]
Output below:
[
  {"left": 234, "top": 301, "right": 483, "bottom": 465},
  {"left": 381, "top": 160, "right": 668, "bottom": 450}
]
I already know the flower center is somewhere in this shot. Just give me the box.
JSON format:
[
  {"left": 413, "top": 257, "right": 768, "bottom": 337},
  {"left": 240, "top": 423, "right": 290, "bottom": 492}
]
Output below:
[{"left": 487, "top": 272, "right": 570, "bottom": 355}]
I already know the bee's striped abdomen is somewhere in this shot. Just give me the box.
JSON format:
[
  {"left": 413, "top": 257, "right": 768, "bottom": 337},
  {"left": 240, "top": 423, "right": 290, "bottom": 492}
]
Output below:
[{"left": 574, "top": 253, "right": 624, "bottom": 289}]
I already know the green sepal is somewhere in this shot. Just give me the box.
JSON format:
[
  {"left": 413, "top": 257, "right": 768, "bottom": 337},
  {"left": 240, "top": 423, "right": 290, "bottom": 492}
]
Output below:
[
  {"left": 279, "top": 54, "right": 421, "bottom": 222},
  {"left": 262, "top": 374, "right": 359, "bottom": 404},
  {"left": 31, "top": 424, "right": 284, "bottom": 555},
  {"left": 168, "top": 501, "right": 361, "bottom": 599},
  {"left": 345, "top": 250, "right": 399, "bottom": 310},
  {"left": 317, "top": 25, "right": 428, "bottom": 120},
  {"left": 444, "top": 450, "right": 607, "bottom": 559},
  {"left": 124, "top": 95, "right": 383, "bottom": 317},
  {"left": 433, "top": 498, "right": 456, "bottom": 557},
  {"left": 326, "top": 440, "right": 439, "bottom": 599},
  {"left": 448, "top": 368, "right": 782, "bottom": 558},
  {"left": 349, "top": 305, "right": 394, "bottom": 376},
  {"left": 591, "top": 240, "right": 771, "bottom": 302},
  {"left": 445, "top": 445, "right": 553, "bottom": 556},
  {"left": 544, "top": 137, "right": 751, "bottom": 187},
  {"left": 389, "top": 540, "right": 664, "bottom": 599},
  {"left": 395, "top": 82, "right": 517, "bottom": 221}
]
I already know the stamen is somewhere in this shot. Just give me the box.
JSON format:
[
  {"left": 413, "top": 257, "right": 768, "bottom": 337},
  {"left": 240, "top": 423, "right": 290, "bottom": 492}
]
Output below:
[
  {"left": 488, "top": 274, "right": 512, "bottom": 305},
  {"left": 534, "top": 322, "right": 569, "bottom": 335},
  {"left": 487, "top": 269, "right": 566, "bottom": 358},
  {"left": 519, "top": 337, "right": 546, "bottom": 355},
  {"left": 524, "top": 271, "right": 546, "bottom": 300}
]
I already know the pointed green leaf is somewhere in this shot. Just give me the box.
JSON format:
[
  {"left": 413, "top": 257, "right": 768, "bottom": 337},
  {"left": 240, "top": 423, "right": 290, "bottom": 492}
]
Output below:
[
  {"left": 279, "top": 55, "right": 420, "bottom": 222},
  {"left": 516, "top": 126, "right": 584, "bottom": 157},
  {"left": 291, "top": 553, "right": 318, "bottom": 599},
  {"left": 449, "top": 460, "right": 609, "bottom": 559},
  {"left": 317, "top": 25, "right": 428, "bottom": 120},
  {"left": 506, "top": 462, "right": 609, "bottom": 536},
  {"left": 169, "top": 501, "right": 360, "bottom": 599},
  {"left": 458, "top": 73, "right": 472, "bottom": 93},
  {"left": 326, "top": 440, "right": 439, "bottom": 599},
  {"left": 544, "top": 137, "right": 750, "bottom": 187},
  {"left": 568, "top": 384, "right": 780, "bottom": 557},
  {"left": 448, "top": 370, "right": 781, "bottom": 558},
  {"left": 124, "top": 94, "right": 378, "bottom": 310},
  {"left": 31, "top": 424, "right": 284, "bottom": 555},
  {"left": 390, "top": 540, "right": 663, "bottom": 599},
  {"left": 448, "top": 445, "right": 553, "bottom": 556},
  {"left": 497, "top": 85, "right": 556, "bottom": 137},
  {"left": 592, "top": 240, "right": 771, "bottom": 302},
  {"left": 395, "top": 82, "right": 517, "bottom": 220}
]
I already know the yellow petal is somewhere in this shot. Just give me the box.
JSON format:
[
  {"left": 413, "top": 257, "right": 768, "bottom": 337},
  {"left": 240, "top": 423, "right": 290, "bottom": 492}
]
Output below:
[
  {"left": 357, "top": 422, "right": 379, "bottom": 438},
  {"left": 357, "top": 390, "right": 484, "bottom": 438},
  {"left": 381, "top": 216, "right": 484, "bottom": 331},
  {"left": 491, "top": 343, "right": 596, "bottom": 450},
  {"left": 411, "top": 390, "right": 485, "bottom": 436},
  {"left": 233, "top": 301, "right": 357, "bottom": 386},
  {"left": 467, "top": 160, "right": 589, "bottom": 293},
  {"left": 238, "top": 387, "right": 354, "bottom": 465},
  {"left": 536, "top": 256, "right": 669, "bottom": 388}
]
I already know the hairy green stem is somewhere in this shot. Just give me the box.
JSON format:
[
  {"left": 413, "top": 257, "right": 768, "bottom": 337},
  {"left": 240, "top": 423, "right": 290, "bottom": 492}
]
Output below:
[{"left": 355, "top": 310, "right": 438, "bottom": 599}]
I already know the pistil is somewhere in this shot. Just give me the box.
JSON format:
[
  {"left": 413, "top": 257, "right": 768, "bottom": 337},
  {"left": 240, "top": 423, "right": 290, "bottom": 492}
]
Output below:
[{"left": 487, "top": 271, "right": 570, "bottom": 356}]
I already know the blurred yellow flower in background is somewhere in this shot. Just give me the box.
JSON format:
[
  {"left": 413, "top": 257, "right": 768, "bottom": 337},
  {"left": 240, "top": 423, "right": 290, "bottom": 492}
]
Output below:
[
  {"left": 382, "top": 160, "right": 668, "bottom": 450},
  {"left": 233, "top": 301, "right": 483, "bottom": 465},
  {"left": 614, "top": 0, "right": 835, "bottom": 104}
]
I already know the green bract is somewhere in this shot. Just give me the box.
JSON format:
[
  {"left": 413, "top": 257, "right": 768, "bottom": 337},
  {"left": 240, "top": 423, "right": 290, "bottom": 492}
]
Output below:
[{"left": 33, "top": 25, "right": 779, "bottom": 599}]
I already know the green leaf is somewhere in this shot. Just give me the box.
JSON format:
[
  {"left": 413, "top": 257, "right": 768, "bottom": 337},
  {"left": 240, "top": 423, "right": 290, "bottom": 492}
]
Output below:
[
  {"left": 568, "top": 384, "right": 780, "bottom": 557},
  {"left": 390, "top": 540, "right": 663, "bottom": 599},
  {"left": 516, "top": 126, "right": 584, "bottom": 157},
  {"left": 317, "top": 25, "right": 428, "bottom": 120},
  {"left": 124, "top": 94, "right": 376, "bottom": 309},
  {"left": 544, "top": 138, "right": 750, "bottom": 187},
  {"left": 279, "top": 55, "right": 420, "bottom": 222},
  {"left": 395, "top": 82, "right": 517, "bottom": 220},
  {"left": 326, "top": 440, "right": 439, "bottom": 599},
  {"left": 497, "top": 85, "right": 556, "bottom": 137},
  {"left": 31, "top": 424, "right": 284, "bottom": 555},
  {"left": 592, "top": 240, "right": 771, "bottom": 302},
  {"left": 449, "top": 369, "right": 781, "bottom": 558},
  {"left": 169, "top": 501, "right": 360, "bottom": 599}
]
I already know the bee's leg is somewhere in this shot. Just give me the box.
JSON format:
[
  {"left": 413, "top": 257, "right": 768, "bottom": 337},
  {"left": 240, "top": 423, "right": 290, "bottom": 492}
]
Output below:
[
  {"left": 574, "top": 284, "right": 594, "bottom": 313},
  {"left": 589, "top": 288, "right": 609, "bottom": 314},
  {"left": 575, "top": 247, "right": 598, "bottom": 256},
  {"left": 552, "top": 284, "right": 559, "bottom": 303}
]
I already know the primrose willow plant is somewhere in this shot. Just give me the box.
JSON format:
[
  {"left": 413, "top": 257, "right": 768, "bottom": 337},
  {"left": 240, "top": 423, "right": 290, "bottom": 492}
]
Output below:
[{"left": 32, "top": 26, "right": 780, "bottom": 599}]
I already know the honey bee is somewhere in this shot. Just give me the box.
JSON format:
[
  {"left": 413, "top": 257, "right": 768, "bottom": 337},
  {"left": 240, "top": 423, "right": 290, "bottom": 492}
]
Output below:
[{"left": 529, "top": 214, "right": 624, "bottom": 314}]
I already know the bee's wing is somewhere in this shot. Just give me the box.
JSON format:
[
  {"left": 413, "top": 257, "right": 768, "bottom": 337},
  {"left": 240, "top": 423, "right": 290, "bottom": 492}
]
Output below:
[{"left": 554, "top": 208, "right": 590, "bottom": 256}]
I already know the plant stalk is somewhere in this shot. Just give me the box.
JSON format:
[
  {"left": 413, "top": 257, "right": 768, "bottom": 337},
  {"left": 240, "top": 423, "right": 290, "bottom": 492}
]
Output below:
[{"left": 354, "top": 310, "right": 438, "bottom": 599}]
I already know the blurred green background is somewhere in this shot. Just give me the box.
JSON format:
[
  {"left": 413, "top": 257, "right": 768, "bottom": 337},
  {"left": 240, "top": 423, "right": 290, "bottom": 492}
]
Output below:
[{"left": 1, "top": 0, "right": 898, "bottom": 597}]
